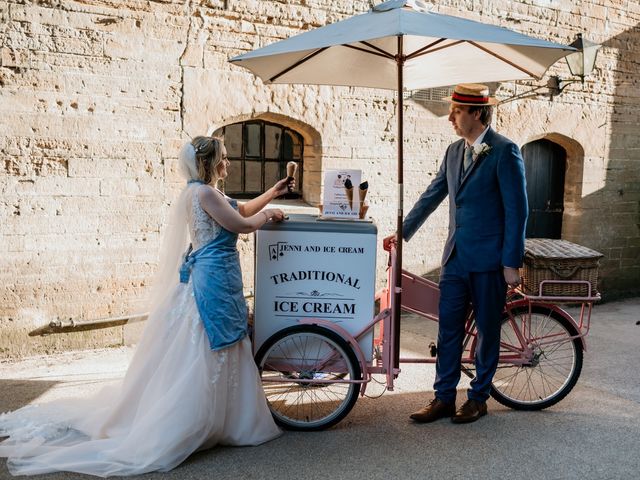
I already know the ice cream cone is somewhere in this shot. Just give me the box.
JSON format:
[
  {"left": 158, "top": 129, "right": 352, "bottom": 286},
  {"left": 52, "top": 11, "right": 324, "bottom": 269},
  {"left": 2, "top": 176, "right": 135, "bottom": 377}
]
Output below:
[
  {"left": 358, "top": 181, "right": 368, "bottom": 213},
  {"left": 286, "top": 162, "right": 298, "bottom": 192},
  {"left": 359, "top": 204, "right": 369, "bottom": 219},
  {"left": 344, "top": 178, "right": 354, "bottom": 211}
]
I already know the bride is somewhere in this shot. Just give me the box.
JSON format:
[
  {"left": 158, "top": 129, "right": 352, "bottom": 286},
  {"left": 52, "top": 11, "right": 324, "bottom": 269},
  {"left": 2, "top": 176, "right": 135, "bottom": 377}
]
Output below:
[{"left": 0, "top": 136, "right": 290, "bottom": 476}]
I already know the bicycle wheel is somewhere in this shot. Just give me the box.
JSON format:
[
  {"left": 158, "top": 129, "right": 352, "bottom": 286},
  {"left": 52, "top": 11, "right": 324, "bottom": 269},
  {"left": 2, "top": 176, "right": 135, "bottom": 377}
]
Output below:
[
  {"left": 490, "top": 305, "right": 583, "bottom": 410},
  {"left": 254, "top": 324, "right": 362, "bottom": 431}
]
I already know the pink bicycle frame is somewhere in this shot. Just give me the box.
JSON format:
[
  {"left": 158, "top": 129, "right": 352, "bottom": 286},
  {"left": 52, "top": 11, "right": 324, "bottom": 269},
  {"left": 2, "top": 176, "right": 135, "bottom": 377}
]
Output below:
[{"left": 288, "top": 244, "right": 599, "bottom": 395}]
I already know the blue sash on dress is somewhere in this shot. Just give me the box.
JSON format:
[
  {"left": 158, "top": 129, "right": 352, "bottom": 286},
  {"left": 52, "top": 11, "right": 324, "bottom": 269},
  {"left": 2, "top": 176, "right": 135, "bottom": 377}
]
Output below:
[{"left": 179, "top": 199, "right": 248, "bottom": 351}]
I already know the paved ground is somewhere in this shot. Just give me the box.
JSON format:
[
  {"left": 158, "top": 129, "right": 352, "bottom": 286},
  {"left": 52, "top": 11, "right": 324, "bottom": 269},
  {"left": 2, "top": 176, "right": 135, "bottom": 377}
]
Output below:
[{"left": 1, "top": 298, "right": 639, "bottom": 480}]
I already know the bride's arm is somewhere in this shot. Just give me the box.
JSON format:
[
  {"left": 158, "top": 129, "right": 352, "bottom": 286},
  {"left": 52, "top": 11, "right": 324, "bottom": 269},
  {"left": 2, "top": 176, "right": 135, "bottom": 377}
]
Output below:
[
  {"left": 198, "top": 185, "right": 284, "bottom": 234},
  {"left": 238, "top": 177, "right": 293, "bottom": 217}
]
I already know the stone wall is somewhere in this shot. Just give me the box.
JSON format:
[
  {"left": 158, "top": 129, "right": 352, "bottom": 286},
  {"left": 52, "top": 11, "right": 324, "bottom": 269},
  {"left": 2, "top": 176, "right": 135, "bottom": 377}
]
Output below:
[{"left": 1, "top": 0, "right": 638, "bottom": 358}]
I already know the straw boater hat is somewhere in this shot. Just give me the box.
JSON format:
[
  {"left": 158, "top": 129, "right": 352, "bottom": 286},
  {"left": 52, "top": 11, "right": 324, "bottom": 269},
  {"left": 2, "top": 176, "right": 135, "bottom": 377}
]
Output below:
[{"left": 444, "top": 83, "right": 498, "bottom": 106}]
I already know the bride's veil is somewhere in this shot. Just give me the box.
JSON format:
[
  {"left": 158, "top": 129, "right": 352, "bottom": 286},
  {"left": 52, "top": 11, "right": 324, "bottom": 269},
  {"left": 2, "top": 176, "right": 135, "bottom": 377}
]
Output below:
[
  {"left": 76, "top": 140, "right": 202, "bottom": 433},
  {"left": 90, "top": 141, "right": 199, "bottom": 398},
  {"left": 147, "top": 142, "right": 198, "bottom": 312},
  {"left": 0, "top": 141, "right": 199, "bottom": 472},
  {"left": 0, "top": 139, "right": 283, "bottom": 476}
]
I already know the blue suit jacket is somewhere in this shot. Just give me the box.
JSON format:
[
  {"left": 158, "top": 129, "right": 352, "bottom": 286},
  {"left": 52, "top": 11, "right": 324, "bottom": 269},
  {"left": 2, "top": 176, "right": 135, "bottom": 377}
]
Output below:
[{"left": 403, "top": 128, "right": 528, "bottom": 272}]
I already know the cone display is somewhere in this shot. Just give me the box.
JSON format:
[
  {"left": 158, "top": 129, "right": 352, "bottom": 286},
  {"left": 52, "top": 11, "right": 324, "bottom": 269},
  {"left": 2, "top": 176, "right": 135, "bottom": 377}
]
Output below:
[{"left": 344, "top": 178, "right": 354, "bottom": 211}]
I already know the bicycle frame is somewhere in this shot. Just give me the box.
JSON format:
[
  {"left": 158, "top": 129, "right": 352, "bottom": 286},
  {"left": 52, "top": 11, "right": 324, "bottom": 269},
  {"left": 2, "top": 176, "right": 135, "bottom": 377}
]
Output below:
[{"left": 288, "top": 243, "right": 599, "bottom": 396}]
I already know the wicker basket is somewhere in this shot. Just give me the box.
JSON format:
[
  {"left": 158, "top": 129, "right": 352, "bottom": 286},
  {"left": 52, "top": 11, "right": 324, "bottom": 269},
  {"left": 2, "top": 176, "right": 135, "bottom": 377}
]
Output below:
[{"left": 522, "top": 239, "right": 603, "bottom": 297}]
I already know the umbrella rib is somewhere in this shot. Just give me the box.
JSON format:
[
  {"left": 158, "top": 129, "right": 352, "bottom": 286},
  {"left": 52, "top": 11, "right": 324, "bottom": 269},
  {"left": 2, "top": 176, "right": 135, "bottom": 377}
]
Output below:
[
  {"left": 405, "top": 38, "right": 448, "bottom": 60},
  {"left": 341, "top": 42, "right": 393, "bottom": 59},
  {"left": 468, "top": 41, "right": 539, "bottom": 78},
  {"left": 269, "top": 47, "right": 329, "bottom": 83},
  {"left": 358, "top": 41, "right": 395, "bottom": 59},
  {"left": 406, "top": 39, "right": 464, "bottom": 60}
]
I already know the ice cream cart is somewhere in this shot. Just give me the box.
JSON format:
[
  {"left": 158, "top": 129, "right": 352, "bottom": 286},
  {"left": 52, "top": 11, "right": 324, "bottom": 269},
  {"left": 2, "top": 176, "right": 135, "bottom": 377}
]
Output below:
[{"left": 253, "top": 217, "right": 600, "bottom": 431}]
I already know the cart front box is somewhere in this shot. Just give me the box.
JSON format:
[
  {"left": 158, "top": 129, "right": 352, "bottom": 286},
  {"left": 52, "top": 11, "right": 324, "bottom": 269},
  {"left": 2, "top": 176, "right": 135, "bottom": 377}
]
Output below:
[{"left": 254, "top": 214, "right": 377, "bottom": 360}]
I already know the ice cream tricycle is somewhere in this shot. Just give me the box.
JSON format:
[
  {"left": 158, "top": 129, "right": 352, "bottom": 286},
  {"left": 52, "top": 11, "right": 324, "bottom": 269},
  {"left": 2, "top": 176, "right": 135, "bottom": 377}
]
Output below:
[{"left": 251, "top": 213, "right": 600, "bottom": 431}]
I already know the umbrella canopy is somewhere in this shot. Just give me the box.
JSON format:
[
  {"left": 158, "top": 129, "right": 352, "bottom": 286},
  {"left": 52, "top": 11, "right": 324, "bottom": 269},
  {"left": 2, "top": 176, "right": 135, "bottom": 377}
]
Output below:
[
  {"left": 230, "top": 0, "right": 575, "bottom": 369},
  {"left": 230, "top": 0, "right": 574, "bottom": 90}
]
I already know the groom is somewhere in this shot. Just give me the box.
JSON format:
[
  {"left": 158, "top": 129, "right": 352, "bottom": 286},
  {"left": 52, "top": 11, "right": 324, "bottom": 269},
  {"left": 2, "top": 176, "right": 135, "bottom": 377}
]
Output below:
[{"left": 397, "top": 83, "right": 528, "bottom": 423}]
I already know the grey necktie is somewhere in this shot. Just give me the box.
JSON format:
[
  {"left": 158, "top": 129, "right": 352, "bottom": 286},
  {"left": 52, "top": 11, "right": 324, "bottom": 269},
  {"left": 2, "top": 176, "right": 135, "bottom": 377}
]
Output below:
[{"left": 463, "top": 145, "right": 473, "bottom": 173}]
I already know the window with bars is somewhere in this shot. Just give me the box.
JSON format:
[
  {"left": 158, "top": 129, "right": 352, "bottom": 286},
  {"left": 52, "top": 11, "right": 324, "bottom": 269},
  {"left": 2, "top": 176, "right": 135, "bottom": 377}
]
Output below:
[{"left": 213, "top": 121, "right": 303, "bottom": 199}]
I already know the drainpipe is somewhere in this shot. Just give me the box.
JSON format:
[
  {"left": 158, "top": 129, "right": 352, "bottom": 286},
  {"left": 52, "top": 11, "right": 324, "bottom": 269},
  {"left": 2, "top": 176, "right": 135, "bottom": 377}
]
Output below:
[
  {"left": 29, "top": 313, "right": 149, "bottom": 336},
  {"left": 28, "top": 291, "right": 255, "bottom": 336}
]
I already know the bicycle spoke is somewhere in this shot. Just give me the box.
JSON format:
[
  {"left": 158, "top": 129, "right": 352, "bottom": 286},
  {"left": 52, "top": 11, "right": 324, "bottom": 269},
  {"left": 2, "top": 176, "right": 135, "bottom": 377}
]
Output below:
[
  {"left": 258, "top": 328, "right": 360, "bottom": 429},
  {"left": 492, "top": 308, "right": 581, "bottom": 408}
]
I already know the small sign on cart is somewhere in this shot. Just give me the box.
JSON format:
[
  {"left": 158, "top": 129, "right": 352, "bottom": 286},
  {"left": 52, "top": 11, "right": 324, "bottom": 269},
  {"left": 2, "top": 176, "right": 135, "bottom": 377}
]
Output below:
[{"left": 322, "top": 169, "right": 361, "bottom": 218}]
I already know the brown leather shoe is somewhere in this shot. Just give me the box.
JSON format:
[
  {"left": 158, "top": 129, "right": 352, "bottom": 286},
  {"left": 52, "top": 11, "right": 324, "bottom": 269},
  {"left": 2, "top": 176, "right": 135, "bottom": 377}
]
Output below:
[
  {"left": 410, "top": 398, "right": 456, "bottom": 423},
  {"left": 451, "top": 399, "right": 487, "bottom": 424}
]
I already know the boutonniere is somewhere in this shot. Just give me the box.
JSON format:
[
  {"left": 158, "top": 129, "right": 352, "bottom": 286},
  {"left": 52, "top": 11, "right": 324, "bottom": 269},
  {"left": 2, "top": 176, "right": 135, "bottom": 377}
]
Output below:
[{"left": 472, "top": 143, "right": 492, "bottom": 160}]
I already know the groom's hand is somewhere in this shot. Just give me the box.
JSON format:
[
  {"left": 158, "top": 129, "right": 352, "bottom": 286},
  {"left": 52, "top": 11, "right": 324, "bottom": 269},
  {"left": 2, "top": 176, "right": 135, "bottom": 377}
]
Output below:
[
  {"left": 383, "top": 233, "right": 398, "bottom": 251},
  {"left": 503, "top": 267, "right": 521, "bottom": 289}
]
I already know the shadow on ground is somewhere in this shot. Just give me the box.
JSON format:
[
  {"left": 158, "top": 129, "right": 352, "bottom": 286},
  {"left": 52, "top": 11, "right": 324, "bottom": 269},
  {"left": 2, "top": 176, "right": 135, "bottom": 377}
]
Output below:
[
  {"left": 0, "top": 379, "right": 60, "bottom": 412},
  {"left": 176, "top": 385, "right": 639, "bottom": 480}
]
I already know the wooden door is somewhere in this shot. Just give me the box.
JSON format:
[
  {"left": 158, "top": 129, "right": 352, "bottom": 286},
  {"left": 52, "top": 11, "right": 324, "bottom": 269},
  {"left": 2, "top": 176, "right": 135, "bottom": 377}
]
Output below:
[{"left": 521, "top": 139, "right": 566, "bottom": 239}]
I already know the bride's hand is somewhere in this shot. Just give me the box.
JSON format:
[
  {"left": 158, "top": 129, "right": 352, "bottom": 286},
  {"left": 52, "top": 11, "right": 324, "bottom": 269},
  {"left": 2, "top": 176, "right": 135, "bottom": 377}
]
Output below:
[
  {"left": 264, "top": 208, "right": 286, "bottom": 222},
  {"left": 273, "top": 177, "right": 295, "bottom": 197}
]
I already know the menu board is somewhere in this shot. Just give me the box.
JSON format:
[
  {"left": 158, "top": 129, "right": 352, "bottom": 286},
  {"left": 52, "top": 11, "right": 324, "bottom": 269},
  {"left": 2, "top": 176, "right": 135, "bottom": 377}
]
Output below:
[{"left": 322, "top": 169, "right": 361, "bottom": 218}]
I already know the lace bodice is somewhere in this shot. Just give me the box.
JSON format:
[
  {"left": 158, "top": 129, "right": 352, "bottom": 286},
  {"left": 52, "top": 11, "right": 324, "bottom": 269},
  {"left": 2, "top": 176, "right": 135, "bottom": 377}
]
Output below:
[{"left": 187, "top": 187, "right": 222, "bottom": 250}]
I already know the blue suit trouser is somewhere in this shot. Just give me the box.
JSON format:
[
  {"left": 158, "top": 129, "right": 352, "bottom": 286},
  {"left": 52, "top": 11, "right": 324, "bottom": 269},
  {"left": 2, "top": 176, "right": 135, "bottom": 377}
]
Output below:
[{"left": 434, "top": 251, "right": 507, "bottom": 403}]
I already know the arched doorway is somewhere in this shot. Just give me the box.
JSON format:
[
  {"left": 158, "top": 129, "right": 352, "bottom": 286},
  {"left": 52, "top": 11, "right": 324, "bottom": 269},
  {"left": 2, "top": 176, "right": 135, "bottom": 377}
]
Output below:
[{"left": 522, "top": 139, "right": 567, "bottom": 239}]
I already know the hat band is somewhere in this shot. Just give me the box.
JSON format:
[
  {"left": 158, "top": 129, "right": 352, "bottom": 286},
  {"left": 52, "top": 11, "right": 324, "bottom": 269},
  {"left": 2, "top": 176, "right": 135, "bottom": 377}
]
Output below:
[{"left": 451, "top": 91, "right": 489, "bottom": 104}]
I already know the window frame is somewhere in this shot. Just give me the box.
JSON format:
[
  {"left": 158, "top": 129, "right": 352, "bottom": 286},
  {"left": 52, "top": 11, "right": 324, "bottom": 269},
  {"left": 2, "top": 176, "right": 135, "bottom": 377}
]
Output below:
[{"left": 215, "top": 120, "right": 304, "bottom": 199}]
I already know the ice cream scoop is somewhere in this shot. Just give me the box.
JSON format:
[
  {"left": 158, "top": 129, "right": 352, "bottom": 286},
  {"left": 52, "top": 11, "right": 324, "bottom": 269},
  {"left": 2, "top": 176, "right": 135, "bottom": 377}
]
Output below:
[{"left": 286, "top": 161, "right": 297, "bottom": 192}]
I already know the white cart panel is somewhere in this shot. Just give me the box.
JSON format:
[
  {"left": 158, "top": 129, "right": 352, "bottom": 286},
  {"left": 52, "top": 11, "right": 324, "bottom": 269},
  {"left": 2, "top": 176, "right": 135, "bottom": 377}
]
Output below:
[{"left": 254, "top": 215, "right": 377, "bottom": 360}]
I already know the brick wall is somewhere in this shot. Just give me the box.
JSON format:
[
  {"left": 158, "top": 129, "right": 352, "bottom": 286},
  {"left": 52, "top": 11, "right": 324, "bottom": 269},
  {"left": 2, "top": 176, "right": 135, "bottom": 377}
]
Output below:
[{"left": 0, "top": 0, "right": 638, "bottom": 357}]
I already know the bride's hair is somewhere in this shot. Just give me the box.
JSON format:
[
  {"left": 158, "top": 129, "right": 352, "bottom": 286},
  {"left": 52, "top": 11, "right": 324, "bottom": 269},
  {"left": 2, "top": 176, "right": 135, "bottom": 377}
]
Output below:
[
  {"left": 191, "top": 136, "right": 224, "bottom": 185},
  {"left": 179, "top": 136, "right": 224, "bottom": 185}
]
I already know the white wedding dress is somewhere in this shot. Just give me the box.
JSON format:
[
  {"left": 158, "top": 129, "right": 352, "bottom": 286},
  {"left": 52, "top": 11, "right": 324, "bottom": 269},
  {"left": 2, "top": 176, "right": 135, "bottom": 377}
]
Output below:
[{"left": 0, "top": 185, "right": 281, "bottom": 477}]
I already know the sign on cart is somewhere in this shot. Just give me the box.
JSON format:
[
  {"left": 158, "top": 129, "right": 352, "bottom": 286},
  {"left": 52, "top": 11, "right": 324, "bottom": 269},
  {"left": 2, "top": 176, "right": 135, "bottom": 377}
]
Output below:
[{"left": 322, "top": 169, "right": 361, "bottom": 218}]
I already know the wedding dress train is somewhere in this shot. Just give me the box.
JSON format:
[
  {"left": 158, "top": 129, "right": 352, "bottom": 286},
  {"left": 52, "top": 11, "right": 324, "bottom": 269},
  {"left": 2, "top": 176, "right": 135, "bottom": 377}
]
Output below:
[{"left": 0, "top": 185, "right": 281, "bottom": 476}]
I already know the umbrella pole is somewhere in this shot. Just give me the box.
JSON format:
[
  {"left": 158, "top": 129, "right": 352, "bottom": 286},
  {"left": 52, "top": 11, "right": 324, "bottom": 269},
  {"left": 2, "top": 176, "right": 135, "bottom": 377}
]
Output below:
[{"left": 393, "top": 36, "right": 404, "bottom": 371}]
